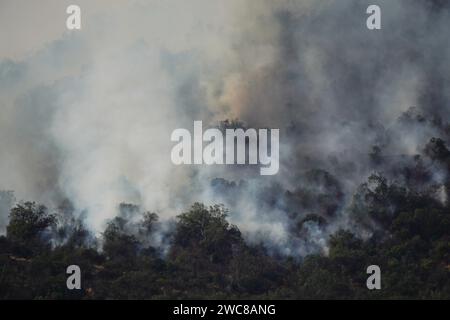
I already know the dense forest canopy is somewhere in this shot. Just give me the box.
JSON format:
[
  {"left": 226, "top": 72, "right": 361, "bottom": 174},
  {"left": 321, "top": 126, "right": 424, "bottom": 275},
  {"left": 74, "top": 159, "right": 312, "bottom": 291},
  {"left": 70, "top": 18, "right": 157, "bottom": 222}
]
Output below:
[{"left": 1, "top": 132, "right": 449, "bottom": 299}]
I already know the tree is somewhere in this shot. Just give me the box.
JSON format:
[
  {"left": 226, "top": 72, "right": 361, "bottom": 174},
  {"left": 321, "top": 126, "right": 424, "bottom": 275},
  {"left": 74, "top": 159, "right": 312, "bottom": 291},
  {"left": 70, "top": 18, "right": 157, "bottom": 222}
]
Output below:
[
  {"left": 102, "top": 217, "right": 139, "bottom": 261},
  {"left": 6, "top": 202, "right": 56, "bottom": 253},
  {"left": 172, "top": 203, "right": 242, "bottom": 263},
  {"left": 424, "top": 137, "right": 450, "bottom": 162}
]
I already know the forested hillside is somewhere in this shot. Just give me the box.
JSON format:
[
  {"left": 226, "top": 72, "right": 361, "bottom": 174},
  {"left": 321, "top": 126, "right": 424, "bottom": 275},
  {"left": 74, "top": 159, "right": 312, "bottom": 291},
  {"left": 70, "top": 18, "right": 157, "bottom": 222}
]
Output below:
[
  {"left": 1, "top": 0, "right": 450, "bottom": 300},
  {"left": 1, "top": 140, "right": 449, "bottom": 299}
]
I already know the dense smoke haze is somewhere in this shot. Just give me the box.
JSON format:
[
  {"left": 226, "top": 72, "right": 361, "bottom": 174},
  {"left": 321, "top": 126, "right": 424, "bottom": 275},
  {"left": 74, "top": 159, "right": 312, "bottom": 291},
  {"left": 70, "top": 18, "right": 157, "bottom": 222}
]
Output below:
[{"left": 1, "top": 0, "right": 450, "bottom": 257}]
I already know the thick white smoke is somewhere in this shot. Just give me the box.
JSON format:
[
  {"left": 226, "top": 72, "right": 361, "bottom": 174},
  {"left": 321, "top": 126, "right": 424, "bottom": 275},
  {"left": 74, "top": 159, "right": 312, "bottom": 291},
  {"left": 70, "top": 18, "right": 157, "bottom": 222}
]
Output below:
[{"left": 1, "top": 0, "right": 449, "bottom": 256}]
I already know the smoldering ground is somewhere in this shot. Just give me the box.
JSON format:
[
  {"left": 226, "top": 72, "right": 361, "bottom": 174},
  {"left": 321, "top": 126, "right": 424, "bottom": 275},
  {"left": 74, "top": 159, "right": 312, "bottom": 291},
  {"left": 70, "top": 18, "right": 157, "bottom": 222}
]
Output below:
[{"left": 0, "top": 0, "right": 450, "bottom": 257}]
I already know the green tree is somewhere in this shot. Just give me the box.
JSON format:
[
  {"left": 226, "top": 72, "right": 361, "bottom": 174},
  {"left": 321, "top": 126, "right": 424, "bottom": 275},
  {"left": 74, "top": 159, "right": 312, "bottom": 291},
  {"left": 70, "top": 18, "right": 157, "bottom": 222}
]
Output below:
[{"left": 6, "top": 202, "right": 56, "bottom": 254}]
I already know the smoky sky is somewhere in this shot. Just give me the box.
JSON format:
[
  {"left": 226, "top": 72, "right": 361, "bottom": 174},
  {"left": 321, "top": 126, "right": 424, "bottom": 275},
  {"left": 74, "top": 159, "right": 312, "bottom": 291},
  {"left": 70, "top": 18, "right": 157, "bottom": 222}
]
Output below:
[{"left": 1, "top": 0, "right": 449, "bottom": 256}]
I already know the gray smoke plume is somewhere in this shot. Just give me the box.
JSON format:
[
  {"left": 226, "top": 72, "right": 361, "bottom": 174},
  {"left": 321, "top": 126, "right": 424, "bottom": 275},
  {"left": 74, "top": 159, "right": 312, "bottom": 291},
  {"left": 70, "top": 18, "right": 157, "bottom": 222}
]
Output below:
[{"left": 1, "top": 0, "right": 449, "bottom": 256}]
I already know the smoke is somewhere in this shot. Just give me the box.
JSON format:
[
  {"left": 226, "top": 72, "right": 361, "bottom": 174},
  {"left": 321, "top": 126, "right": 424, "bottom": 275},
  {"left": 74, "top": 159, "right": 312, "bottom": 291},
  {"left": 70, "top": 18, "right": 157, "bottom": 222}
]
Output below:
[
  {"left": 0, "top": 191, "right": 15, "bottom": 234},
  {"left": 1, "top": 0, "right": 450, "bottom": 256}
]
